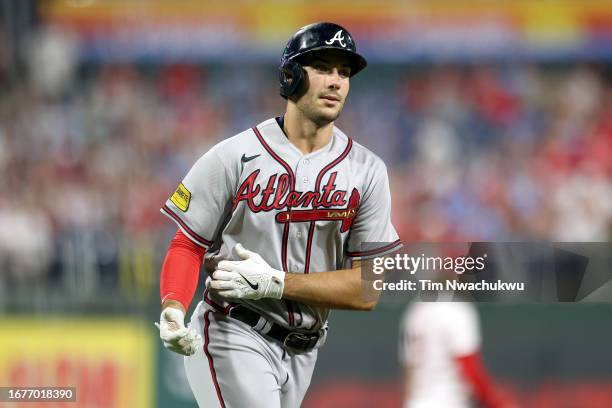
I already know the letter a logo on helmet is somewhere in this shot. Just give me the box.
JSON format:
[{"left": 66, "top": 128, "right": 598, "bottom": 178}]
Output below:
[{"left": 325, "top": 30, "right": 347, "bottom": 47}]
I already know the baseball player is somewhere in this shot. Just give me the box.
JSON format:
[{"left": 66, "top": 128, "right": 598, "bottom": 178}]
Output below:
[
  {"left": 156, "top": 22, "right": 401, "bottom": 408},
  {"left": 399, "top": 300, "right": 511, "bottom": 408}
]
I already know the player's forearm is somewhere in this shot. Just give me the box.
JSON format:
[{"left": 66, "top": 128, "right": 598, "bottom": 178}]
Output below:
[
  {"left": 160, "top": 230, "right": 205, "bottom": 312},
  {"left": 456, "top": 352, "right": 503, "bottom": 408},
  {"left": 282, "top": 266, "right": 377, "bottom": 310}
]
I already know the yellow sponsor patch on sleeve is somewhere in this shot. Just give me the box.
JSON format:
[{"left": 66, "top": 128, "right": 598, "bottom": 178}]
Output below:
[{"left": 170, "top": 182, "right": 191, "bottom": 212}]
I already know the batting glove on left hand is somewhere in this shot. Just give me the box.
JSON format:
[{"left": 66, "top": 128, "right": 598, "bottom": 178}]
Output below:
[
  {"left": 155, "top": 307, "right": 202, "bottom": 356},
  {"left": 210, "top": 243, "right": 285, "bottom": 300}
]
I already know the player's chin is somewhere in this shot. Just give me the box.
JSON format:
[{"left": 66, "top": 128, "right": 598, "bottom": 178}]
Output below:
[
  {"left": 311, "top": 111, "right": 340, "bottom": 126},
  {"left": 314, "top": 104, "right": 343, "bottom": 123}
]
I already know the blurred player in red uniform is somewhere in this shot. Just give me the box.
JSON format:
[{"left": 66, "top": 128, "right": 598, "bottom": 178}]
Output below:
[{"left": 399, "top": 300, "right": 515, "bottom": 408}]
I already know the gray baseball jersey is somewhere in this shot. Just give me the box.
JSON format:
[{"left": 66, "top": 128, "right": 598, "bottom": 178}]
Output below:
[{"left": 161, "top": 117, "right": 401, "bottom": 331}]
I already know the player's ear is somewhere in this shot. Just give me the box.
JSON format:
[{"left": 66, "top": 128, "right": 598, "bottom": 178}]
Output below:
[{"left": 289, "top": 73, "right": 309, "bottom": 102}]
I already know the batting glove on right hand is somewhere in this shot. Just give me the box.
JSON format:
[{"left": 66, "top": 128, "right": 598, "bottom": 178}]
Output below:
[{"left": 155, "top": 307, "right": 202, "bottom": 356}]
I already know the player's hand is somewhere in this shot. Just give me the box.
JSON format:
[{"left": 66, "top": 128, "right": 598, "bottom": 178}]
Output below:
[
  {"left": 210, "top": 243, "right": 285, "bottom": 300},
  {"left": 155, "top": 307, "right": 202, "bottom": 356}
]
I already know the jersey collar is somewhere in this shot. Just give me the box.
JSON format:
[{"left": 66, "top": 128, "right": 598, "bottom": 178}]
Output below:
[{"left": 263, "top": 116, "right": 342, "bottom": 160}]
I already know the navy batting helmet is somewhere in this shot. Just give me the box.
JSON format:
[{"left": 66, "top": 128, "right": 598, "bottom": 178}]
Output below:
[{"left": 279, "top": 22, "right": 368, "bottom": 98}]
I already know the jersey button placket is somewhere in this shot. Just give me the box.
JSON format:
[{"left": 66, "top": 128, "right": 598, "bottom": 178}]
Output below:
[{"left": 299, "top": 158, "right": 311, "bottom": 187}]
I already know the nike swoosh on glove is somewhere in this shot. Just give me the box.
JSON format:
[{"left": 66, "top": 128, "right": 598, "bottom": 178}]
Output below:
[
  {"left": 155, "top": 307, "right": 202, "bottom": 356},
  {"left": 210, "top": 243, "right": 285, "bottom": 300}
]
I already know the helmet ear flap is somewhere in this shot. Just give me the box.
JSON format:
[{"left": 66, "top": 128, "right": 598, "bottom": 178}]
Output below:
[{"left": 279, "top": 60, "right": 304, "bottom": 98}]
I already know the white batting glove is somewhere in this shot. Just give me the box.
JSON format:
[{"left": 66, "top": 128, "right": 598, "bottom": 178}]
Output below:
[
  {"left": 210, "top": 243, "right": 285, "bottom": 300},
  {"left": 154, "top": 307, "right": 202, "bottom": 356}
]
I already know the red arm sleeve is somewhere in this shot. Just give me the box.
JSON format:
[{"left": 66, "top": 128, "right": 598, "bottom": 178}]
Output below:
[
  {"left": 160, "top": 229, "right": 206, "bottom": 311},
  {"left": 456, "top": 352, "right": 503, "bottom": 408}
]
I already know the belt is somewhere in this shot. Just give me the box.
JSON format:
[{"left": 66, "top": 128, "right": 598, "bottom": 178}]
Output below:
[{"left": 228, "top": 305, "right": 319, "bottom": 351}]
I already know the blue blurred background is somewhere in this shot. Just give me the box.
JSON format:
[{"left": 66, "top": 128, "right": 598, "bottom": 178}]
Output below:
[{"left": 0, "top": 1, "right": 611, "bottom": 407}]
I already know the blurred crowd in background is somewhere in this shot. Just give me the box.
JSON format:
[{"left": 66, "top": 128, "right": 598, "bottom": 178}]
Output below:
[
  {"left": 1, "top": 24, "right": 611, "bottom": 308},
  {"left": 387, "top": 63, "right": 612, "bottom": 242}
]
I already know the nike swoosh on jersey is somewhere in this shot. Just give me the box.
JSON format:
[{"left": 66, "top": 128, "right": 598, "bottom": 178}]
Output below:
[
  {"left": 241, "top": 154, "right": 261, "bottom": 163},
  {"left": 239, "top": 273, "right": 259, "bottom": 290}
]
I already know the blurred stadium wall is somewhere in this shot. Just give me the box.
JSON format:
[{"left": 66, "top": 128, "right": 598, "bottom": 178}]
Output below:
[{"left": 0, "top": 1, "right": 611, "bottom": 407}]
